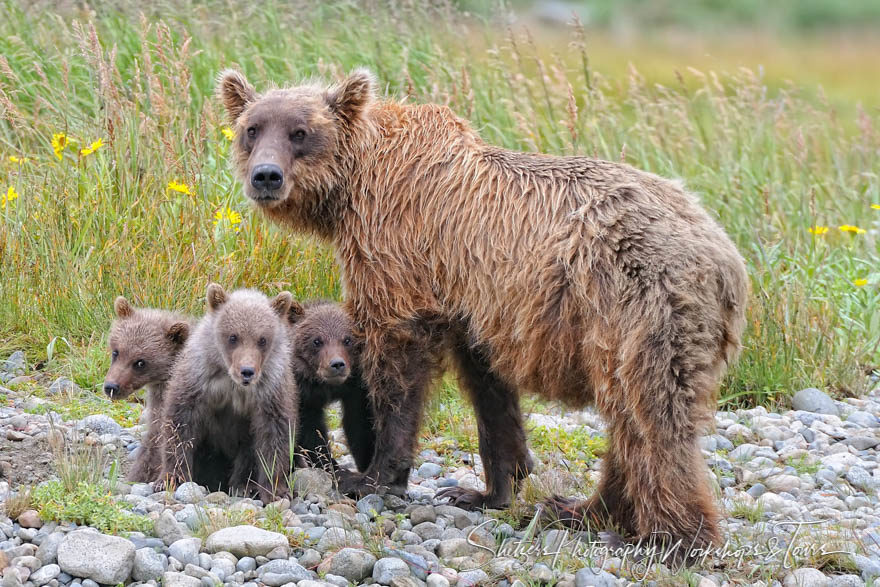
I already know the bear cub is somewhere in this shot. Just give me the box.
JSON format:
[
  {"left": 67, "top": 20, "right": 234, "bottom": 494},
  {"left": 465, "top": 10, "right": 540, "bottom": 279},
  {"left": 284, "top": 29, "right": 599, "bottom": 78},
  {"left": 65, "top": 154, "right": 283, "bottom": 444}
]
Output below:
[
  {"left": 156, "top": 284, "right": 297, "bottom": 502},
  {"left": 104, "top": 297, "right": 190, "bottom": 482},
  {"left": 289, "top": 301, "right": 375, "bottom": 474}
]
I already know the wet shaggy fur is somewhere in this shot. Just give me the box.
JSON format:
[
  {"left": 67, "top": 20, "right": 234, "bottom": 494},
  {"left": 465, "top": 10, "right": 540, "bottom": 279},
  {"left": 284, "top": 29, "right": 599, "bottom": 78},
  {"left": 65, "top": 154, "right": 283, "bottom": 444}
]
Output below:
[
  {"left": 288, "top": 300, "right": 375, "bottom": 473},
  {"left": 104, "top": 297, "right": 191, "bottom": 482},
  {"left": 155, "top": 284, "right": 297, "bottom": 502},
  {"left": 219, "top": 69, "right": 749, "bottom": 549}
]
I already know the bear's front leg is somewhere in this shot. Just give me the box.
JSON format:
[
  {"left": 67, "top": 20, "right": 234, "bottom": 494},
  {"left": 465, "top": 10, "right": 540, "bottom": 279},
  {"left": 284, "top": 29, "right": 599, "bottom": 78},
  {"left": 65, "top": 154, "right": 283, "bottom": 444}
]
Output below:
[
  {"left": 338, "top": 326, "right": 434, "bottom": 497},
  {"left": 153, "top": 396, "right": 198, "bottom": 493},
  {"left": 252, "top": 391, "right": 295, "bottom": 501}
]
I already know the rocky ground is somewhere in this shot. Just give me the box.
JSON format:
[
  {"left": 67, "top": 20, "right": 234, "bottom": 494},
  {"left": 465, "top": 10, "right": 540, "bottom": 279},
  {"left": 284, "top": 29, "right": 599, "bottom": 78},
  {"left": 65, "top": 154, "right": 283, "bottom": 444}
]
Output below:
[{"left": 1, "top": 350, "right": 879, "bottom": 587}]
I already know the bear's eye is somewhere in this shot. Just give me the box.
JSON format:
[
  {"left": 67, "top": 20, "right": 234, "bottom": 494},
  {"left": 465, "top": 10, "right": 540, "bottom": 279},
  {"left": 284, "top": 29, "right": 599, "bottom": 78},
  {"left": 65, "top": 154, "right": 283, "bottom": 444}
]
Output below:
[
  {"left": 312, "top": 338, "right": 323, "bottom": 348},
  {"left": 343, "top": 337, "right": 352, "bottom": 346},
  {"left": 246, "top": 127, "right": 257, "bottom": 139},
  {"left": 111, "top": 350, "right": 118, "bottom": 360},
  {"left": 258, "top": 337, "right": 267, "bottom": 347},
  {"left": 228, "top": 334, "right": 238, "bottom": 345},
  {"left": 134, "top": 359, "right": 146, "bottom": 370},
  {"left": 290, "top": 130, "right": 306, "bottom": 142}
]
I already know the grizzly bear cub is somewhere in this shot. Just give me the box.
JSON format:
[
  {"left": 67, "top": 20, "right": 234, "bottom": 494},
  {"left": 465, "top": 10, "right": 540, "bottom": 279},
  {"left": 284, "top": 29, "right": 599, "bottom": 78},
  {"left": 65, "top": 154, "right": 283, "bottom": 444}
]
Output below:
[
  {"left": 288, "top": 300, "right": 375, "bottom": 474},
  {"left": 104, "top": 297, "right": 190, "bottom": 482},
  {"left": 155, "top": 284, "right": 297, "bottom": 502}
]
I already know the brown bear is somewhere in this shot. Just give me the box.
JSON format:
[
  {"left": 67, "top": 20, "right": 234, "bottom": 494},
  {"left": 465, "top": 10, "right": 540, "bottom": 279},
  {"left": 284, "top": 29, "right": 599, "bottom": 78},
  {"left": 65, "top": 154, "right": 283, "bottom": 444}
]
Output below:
[
  {"left": 155, "top": 284, "right": 297, "bottom": 502},
  {"left": 104, "top": 297, "right": 190, "bottom": 482},
  {"left": 287, "top": 300, "right": 375, "bottom": 474},
  {"left": 218, "top": 69, "right": 749, "bottom": 550}
]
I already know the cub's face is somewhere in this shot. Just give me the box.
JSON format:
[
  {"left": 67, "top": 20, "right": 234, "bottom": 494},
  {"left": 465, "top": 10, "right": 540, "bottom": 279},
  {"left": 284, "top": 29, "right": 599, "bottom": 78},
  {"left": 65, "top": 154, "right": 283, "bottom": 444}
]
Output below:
[
  {"left": 104, "top": 298, "right": 188, "bottom": 399},
  {"left": 217, "top": 69, "right": 375, "bottom": 211},
  {"left": 206, "top": 284, "right": 293, "bottom": 387},
  {"left": 291, "top": 303, "right": 360, "bottom": 386}
]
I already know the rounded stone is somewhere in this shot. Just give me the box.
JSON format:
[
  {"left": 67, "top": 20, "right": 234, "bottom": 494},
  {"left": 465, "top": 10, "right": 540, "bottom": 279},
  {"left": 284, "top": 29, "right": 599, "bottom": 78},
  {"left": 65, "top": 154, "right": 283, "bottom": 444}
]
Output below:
[
  {"left": 57, "top": 530, "right": 136, "bottom": 585},
  {"left": 791, "top": 388, "right": 839, "bottom": 416},
  {"left": 316, "top": 548, "right": 376, "bottom": 583},
  {"left": 206, "top": 526, "right": 288, "bottom": 558},
  {"left": 373, "top": 557, "right": 411, "bottom": 585}
]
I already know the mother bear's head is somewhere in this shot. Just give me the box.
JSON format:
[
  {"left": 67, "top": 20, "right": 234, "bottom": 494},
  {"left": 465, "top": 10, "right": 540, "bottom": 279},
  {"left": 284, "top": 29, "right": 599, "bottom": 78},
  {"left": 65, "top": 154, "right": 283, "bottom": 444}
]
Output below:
[{"left": 217, "top": 69, "right": 375, "bottom": 229}]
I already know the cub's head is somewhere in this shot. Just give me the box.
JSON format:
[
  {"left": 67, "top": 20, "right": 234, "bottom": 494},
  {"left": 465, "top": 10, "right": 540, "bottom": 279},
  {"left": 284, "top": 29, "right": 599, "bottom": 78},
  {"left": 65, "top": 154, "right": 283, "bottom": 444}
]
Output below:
[
  {"left": 104, "top": 297, "right": 189, "bottom": 399},
  {"left": 216, "top": 69, "right": 375, "bottom": 213},
  {"left": 206, "top": 283, "right": 293, "bottom": 387},
  {"left": 288, "top": 301, "right": 361, "bottom": 386}
]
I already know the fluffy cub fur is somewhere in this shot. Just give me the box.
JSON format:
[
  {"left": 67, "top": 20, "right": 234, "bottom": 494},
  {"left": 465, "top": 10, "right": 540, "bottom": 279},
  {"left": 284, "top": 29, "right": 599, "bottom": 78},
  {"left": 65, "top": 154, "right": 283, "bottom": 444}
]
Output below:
[
  {"left": 289, "top": 300, "right": 374, "bottom": 473},
  {"left": 104, "top": 297, "right": 190, "bottom": 482},
  {"left": 156, "top": 284, "right": 297, "bottom": 501}
]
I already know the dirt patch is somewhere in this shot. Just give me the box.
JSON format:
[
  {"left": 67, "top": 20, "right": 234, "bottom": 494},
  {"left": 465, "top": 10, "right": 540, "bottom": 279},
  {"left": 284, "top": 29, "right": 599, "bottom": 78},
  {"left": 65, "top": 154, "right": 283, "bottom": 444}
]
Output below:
[{"left": 0, "top": 435, "right": 55, "bottom": 487}]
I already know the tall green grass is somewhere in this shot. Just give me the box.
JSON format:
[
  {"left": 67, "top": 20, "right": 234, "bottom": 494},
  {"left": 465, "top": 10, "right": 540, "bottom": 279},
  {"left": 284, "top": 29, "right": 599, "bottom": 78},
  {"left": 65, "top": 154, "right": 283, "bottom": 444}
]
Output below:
[{"left": 0, "top": 0, "right": 877, "bottom": 405}]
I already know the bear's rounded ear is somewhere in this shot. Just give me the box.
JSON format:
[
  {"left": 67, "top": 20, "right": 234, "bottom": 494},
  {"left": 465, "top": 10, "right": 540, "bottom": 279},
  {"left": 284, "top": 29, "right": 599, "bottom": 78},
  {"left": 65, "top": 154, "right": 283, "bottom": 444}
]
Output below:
[
  {"left": 270, "top": 291, "right": 293, "bottom": 318},
  {"left": 206, "top": 283, "right": 227, "bottom": 312},
  {"left": 325, "top": 68, "right": 375, "bottom": 123},
  {"left": 166, "top": 322, "right": 190, "bottom": 346},
  {"left": 286, "top": 300, "right": 305, "bottom": 325},
  {"left": 217, "top": 69, "right": 257, "bottom": 124},
  {"left": 114, "top": 296, "right": 134, "bottom": 319}
]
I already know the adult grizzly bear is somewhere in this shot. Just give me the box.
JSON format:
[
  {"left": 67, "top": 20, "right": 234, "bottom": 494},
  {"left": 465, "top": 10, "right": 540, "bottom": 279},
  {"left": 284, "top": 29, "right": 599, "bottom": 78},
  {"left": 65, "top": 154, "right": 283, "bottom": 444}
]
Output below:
[{"left": 218, "top": 69, "right": 748, "bottom": 549}]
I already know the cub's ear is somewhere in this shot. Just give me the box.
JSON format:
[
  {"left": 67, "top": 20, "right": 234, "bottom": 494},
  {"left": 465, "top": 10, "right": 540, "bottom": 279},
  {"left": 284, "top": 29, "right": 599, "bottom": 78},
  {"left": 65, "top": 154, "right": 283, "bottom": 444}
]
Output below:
[
  {"left": 166, "top": 322, "right": 190, "bottom": 346},
  {"left": 206, "top": 283, "right": 227, "bottom": 312},
  {"left": 270, "top": 291, "right": 293, "bottom": 318},
  {"left": 325, "top": 68, "right": 375, "bottom": 123},
  {"left": 286, "top": 300, "right": 305, "bottom": 325},
  {"left": 217, "top": 69, "right": 257, "bottom": 124},
  {"left": 114, "top": 296, "right": 134, "bottom": 319}
]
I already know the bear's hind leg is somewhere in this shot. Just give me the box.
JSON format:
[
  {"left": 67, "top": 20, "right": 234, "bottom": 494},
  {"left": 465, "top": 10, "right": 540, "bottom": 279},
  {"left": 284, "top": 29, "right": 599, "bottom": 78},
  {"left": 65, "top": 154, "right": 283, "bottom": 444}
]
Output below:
[
  {"left": 437, "top": 341, "right": 533, "bottom": 510},
  {"left": 543, "top": 422, "right": 635, "bottom": 536}
]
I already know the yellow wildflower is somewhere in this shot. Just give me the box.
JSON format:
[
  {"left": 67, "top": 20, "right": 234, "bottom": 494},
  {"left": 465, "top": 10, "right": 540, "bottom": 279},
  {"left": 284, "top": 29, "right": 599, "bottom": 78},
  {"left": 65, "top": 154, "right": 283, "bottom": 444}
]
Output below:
[
  {"left": 839, "top": 225, "right": 866, "bottom": 234},
  {"left": 2, "top": 186, "right": 18, "bottom": 209},
  {"left": 221, "top": 127, "right": 235, "bottom": 141},
  {"left": 808, "top": 226, "right": 829, "bottom": 235},
  {"left": 8, "top": 155, "right": 30, "bottom": 164},
  {"left": 872, "top": 204, "right": 880, "bottom": 210},
  {"left": 213, "top": 206, "right": 243, "bottom": 232},
  {"left": 167, "top": 180, "right": 193, "bottom": 195},
  {"left": 853, "top": 278, "right": 868, "bottom": 287},
  {"left": 80, "top": 138, "right": 104, "bottom": 156},
  {"left": 51, "top": 133, "right": 68, "bottom": 160}
]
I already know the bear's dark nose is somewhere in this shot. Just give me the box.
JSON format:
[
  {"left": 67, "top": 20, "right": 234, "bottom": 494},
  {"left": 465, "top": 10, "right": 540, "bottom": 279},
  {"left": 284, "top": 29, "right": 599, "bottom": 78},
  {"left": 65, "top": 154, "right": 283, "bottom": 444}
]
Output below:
[
  {"left": 251, "top": 164, "right": 284, "bottom": 191},
  {"left": 103, "top": 382, "right": 119, "bottom": 397},
  {"left": 329, "top": 358, "right": 346, "bottom": 372},
  {"left": 240, "top": 367, "right": 255, "bottom": 383}
]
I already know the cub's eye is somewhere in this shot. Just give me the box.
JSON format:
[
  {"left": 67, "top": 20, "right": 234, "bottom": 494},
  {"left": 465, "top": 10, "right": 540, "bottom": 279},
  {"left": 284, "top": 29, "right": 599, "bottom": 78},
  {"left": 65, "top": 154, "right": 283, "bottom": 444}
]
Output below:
[
  {"left": 134, "top": 359, "right": 146, "bottom": 369},
  {"left": 246, "top": 127, "right": 257, "bottom": 139},
  {"left": 290, "top": 130, "right": 306, "bottom": 142},
  {"left": 228, "top": 334, "right": 238, "bottom": 345},
  {"left": 343, "top": 337, "right": 352, "bottom": 346},
  {"left": 312, "top": 338, "right": 323, "bottom": 348},
  {"left": 258, "top": 337, "right": 267, "bottom": 347},
  {"left": 111, "top": 350, "right": 118, "bottom": 360}
]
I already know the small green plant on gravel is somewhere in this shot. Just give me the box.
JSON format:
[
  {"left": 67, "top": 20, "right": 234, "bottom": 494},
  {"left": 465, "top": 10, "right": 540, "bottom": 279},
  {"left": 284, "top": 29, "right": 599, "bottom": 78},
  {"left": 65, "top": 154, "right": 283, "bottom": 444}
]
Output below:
[
  {"left": 786, "top": 454, "right": 820, "bottom": 475},
  {"left": 256, "top": 504, "right": 307, "bottom": 548},
  {"left": 528, "top": 426, "right": 607, "bottom": 463},
  {"left": 31, "top": 480, "right": 151, "bottom": 534},
  {"left": 192, "top": 506, "right": 257, "bottom": 542},
  {"left": 728, "top": 498, "right": 765, "bottom": 523}
]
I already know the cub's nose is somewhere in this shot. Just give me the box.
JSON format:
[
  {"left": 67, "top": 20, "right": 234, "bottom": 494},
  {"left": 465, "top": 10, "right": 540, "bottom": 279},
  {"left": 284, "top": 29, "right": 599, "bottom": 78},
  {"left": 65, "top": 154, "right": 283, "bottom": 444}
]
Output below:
[
  {"left": 240, "top": 367, "right": 255, "bottom": 384},
  {"left": 251, "top": 164, "right": 284, "bottom": 191},
  {"left": 103, "top": 382, "right": 119, "bottom": 397},
  {"left": 329, "top": 358, "right": 347, "bottom": 373}
]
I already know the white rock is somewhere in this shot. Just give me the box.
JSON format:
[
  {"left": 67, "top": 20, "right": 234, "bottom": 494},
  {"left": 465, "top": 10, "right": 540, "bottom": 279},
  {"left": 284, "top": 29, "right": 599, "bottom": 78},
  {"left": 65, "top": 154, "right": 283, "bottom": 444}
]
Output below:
[
  {"left": 57, "top": 529, "right": 135, "bottom": 585},
  {"left": 205, "top": 526, "right": 288, "bottom": 558}
]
